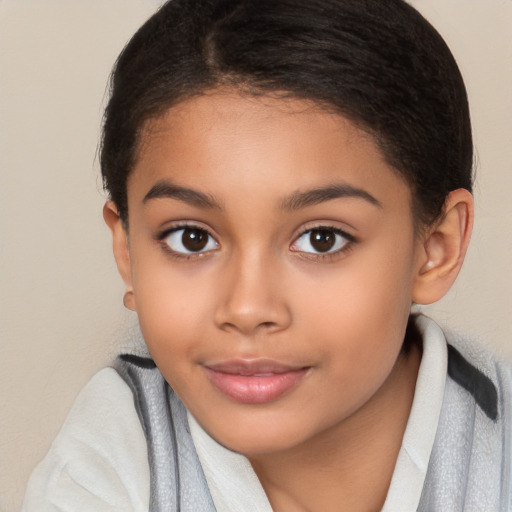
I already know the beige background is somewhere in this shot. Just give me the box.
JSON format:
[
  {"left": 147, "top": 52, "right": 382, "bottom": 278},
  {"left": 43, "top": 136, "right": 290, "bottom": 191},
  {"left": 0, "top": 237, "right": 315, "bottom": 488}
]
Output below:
[{"left": 1, "top": 1, "right": 511, "bottom": 510}]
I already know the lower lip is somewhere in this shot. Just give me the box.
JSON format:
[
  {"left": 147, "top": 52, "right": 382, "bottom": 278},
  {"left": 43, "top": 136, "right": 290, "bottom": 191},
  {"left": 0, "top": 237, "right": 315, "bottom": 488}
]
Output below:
[{"left": 204, "top": 368, "right": 309, "bottom": 404}]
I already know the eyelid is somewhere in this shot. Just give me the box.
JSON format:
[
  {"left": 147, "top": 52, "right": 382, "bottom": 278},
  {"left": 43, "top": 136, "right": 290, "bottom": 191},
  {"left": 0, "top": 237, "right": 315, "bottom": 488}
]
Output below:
[
  {"left": 291, "top": 223, "right": 356, "bottom": 243},
  {"left": 156, "top": 220, "right": 216, "bottom": 239}
]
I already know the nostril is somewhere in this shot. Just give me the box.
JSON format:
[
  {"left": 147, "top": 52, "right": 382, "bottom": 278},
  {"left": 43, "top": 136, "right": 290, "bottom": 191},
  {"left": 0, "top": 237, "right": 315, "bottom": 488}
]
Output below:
[{"left": 254, "top": 321, "right": 283, "bottom": 334}]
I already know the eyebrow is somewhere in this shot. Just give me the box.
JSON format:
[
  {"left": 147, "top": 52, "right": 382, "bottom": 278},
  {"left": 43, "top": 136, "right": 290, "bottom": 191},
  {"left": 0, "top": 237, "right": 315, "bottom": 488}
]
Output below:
[
  {"left": 280, "top": 183, "right": 382, "bottom": 211},
  {"left": 143, "top": 180, "right": 222, "bottom": 210},
  {"left": 143, "top": 180, "right": 380, "bottom": 211}
]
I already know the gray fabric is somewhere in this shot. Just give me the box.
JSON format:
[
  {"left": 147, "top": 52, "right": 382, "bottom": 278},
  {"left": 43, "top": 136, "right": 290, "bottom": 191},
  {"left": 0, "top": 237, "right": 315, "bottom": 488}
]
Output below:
[
  {"left": 114, "top": 355, "right": 215, "bottom": 512},
  {"left": 115, "top": 338, "right": 512, "bottom": 511},
  {"left": 417, "top": 343, "right": 512, "bottom": 511}
]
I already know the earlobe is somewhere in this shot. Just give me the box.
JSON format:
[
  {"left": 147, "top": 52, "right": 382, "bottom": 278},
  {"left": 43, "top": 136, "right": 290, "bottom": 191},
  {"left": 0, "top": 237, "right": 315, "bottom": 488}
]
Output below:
[
  {"left": 103, "top": 202, "right": 136, "bottom": 311},
  {"left": 412, "top": 189, "right": 474, "bottom": 305}
]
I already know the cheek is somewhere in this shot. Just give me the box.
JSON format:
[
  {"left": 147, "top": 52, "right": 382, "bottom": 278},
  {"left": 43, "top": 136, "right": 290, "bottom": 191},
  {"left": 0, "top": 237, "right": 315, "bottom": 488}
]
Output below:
[
  {"left": 291, "top": 240, "right": 415, "bottom": 369},
  {"left": 297, "top": 242, "right": 414, "bottom": 323},
  {"left": 130, "top": 255, "right": 216, "bottom": 357}
]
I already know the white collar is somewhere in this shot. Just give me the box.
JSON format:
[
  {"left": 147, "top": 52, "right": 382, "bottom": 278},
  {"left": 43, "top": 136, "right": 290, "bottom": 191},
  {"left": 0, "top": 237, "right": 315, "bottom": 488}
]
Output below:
[
  {"left": 381, "top": 315, "right": 447, "bottom": 511},
  {"left": 188, "top": 414, "right": 273, "bottom": 511}
]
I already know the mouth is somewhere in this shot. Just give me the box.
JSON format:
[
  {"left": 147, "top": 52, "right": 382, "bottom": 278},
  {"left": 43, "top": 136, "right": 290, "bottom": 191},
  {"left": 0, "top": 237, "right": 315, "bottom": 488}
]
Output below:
[{"left": 203, "top": 359, "right": 310, "bottom": 404}]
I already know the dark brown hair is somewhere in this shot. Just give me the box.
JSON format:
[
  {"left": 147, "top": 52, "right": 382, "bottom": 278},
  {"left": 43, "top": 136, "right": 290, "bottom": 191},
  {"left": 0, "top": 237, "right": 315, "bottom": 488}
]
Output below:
[{"left": 101, "top": 0, "right": 473, "bottom": 226}]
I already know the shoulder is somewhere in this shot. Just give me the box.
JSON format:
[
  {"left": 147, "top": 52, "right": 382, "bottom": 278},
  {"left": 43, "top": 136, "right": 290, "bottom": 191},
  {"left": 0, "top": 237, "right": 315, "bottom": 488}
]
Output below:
[
  {"left": 415, "top": 315, "right": 510, "bottom": 422},
  {"left": 22, "top": 368, "right": 150, "bottom": 512},
  {"left": 443, "top": 326, "right": 511, "bottom": 422},
  {"left": 418, "top": 319, "right": 512, "bottom": 511}
]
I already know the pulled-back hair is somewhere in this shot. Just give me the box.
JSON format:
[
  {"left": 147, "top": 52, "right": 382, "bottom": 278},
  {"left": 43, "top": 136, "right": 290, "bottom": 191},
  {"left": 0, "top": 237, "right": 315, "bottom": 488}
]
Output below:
[{"left": 101, "top": 0, "right": 473, "bottom": 226}]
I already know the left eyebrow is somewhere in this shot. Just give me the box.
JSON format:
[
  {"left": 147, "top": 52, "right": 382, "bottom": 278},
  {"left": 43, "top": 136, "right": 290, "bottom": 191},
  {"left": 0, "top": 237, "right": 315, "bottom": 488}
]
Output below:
[
  {"left": 280, "top": 183, "right": 382, "bottom": 211},
  {"left": 143, "top": 180, "right": 223, "bottom": 210}
]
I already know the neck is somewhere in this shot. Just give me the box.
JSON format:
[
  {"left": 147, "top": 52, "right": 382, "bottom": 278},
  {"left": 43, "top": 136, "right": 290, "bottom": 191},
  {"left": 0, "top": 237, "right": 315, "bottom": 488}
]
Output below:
[{"left": 249, "top": 343, "right": 422, "bottom": 512}]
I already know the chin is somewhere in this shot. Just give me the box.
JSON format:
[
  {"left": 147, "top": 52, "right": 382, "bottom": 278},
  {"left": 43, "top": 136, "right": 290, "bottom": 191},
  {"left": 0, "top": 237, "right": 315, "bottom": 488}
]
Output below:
[{"left": 204, "top": 414, "right": 317, "bottom": 457}]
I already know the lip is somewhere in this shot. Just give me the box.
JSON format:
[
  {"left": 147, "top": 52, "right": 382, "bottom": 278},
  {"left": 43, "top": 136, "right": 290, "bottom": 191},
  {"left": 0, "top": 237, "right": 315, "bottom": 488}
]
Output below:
[{"left": 203, "top": 359, "right": 310, "bottom": 404}]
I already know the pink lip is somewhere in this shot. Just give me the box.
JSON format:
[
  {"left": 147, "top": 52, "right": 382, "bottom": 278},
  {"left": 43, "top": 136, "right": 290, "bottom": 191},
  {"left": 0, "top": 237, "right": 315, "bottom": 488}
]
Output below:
[{"left": 203, "top": 359, "right": 310, "bottom": 404}]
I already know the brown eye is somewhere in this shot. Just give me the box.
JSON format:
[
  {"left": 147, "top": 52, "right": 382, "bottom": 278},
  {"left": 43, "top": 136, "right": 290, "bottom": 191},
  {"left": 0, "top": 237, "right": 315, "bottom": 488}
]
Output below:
[
  {"left": 309, "top": 229, "right": 335, "bottom": 252},
  {"left": 291, "top": 227, "right": 352, "bottom": 255},
  {"left": 182, "top": 228, "right": 208, "bottom": 251},
  {"left": 163, "top": 226, "right": 218, "bottom": 254}
]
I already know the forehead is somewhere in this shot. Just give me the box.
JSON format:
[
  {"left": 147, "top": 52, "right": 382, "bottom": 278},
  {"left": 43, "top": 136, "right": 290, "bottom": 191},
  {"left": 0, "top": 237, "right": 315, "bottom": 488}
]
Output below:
[{"left": 129, "top": 91, "right": 411, "bottom": 212}]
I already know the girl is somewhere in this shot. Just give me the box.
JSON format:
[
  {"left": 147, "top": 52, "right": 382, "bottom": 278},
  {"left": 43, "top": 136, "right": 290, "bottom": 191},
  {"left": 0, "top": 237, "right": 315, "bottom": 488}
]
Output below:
[{"left": 23, "top": 0, "right": 511, "bottom": 510}]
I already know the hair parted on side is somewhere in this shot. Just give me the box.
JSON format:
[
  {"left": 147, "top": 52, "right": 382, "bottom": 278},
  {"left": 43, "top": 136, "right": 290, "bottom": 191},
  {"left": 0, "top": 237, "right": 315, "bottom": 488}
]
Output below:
[{"left": 100, "top": 0, "right": 473, "bottom": 226}]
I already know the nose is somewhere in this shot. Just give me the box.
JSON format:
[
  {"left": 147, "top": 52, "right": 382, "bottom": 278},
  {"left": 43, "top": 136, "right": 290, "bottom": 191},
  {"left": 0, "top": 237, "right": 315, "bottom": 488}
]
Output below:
[{"left": 213, "top": 252, "right": 292, "bottom": 336}]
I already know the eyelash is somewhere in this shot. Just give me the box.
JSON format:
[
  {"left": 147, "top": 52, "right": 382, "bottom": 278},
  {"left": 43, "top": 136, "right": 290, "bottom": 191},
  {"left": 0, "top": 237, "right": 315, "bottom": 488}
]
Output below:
[{"left": 155, "top": 223, "right": 356, "bottom": 261}]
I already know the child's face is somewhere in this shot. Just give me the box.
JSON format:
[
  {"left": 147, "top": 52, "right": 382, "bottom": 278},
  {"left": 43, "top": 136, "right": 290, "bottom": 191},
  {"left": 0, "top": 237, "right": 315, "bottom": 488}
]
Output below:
[{"left": 121, "top": 91, "right": 426, "bottom": 455}]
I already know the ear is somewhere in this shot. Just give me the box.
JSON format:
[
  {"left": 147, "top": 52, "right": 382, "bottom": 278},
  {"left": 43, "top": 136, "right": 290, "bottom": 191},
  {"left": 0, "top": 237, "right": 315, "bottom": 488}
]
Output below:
[
  {"left": 412, "top": 189, "right": 474, "bottom": 305},
  {"left": 103, "top": 201, "right": 136, "bottom": 311}
]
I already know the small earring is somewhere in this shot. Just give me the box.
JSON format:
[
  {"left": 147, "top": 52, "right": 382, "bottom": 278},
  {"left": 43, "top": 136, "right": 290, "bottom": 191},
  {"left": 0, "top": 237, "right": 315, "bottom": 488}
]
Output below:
[
  {"left": 123, "top": 290, "right": 134, "bottom": 309},
  {"left": 424, "top": 261, "right": 435, "bottom": 270}
]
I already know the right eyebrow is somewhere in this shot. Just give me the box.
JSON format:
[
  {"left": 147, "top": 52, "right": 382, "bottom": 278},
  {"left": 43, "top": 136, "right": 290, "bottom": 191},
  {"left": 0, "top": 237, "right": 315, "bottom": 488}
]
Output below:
[{"left": 142, "top": 180, "right": 223, "bottom": 210}]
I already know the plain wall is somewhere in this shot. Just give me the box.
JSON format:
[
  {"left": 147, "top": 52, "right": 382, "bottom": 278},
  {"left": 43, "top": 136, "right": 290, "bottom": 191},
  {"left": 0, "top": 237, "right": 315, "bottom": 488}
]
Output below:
[{"left": 1, "top": 1, "right": 511, "bottom": 510}]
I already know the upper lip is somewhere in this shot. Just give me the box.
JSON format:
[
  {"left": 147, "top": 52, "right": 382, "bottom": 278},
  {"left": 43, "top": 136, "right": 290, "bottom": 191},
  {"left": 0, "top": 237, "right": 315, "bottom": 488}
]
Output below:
[{"left": 203, "top": 358, "right": 308, "bottom": 376}]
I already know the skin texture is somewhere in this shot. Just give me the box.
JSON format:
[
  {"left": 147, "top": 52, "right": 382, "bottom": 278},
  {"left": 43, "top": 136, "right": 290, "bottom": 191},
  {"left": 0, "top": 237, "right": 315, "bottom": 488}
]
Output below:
[{"left": 105, "top": 91, "right": 473, "bottom": 511}]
